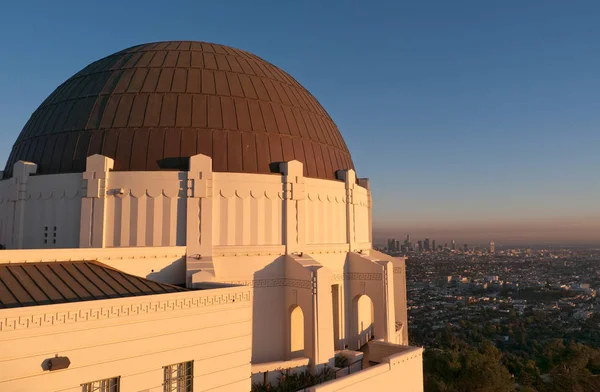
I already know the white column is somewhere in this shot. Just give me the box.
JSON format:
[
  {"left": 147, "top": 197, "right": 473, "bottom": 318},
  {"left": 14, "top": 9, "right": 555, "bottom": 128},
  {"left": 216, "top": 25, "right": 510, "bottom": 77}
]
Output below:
[
  {"left": 186, "top": 154, "right": 215, "bottom": 286},
  {"left": 337, "top": 169, "right": 356, "bottom": 252},
  {"left": 376, "top": 260, "right": 396, "bottom": 344},
  {"left": 279, "top": 160, "right": 305, "bottom": 255},
  {"left": 358, "top": 178, "right": 372, "bottom": 245},
  {"left": 79, "top": 155, "right": 114, "bottom": 248},
  {"left": 10, "top": 161, "right": 38, "bottom": 249},
  {"left": 314, "top": 266, "right": 335, "bottom": 368}
]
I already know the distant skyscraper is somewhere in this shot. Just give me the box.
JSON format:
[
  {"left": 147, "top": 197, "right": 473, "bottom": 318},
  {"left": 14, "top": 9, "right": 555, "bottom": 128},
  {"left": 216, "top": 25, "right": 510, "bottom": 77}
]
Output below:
[
  {"left": 387, "top": 238, "right": 395, "bottom": 252},
  {"left": 417, "top": 240, "right": 423, "bottom": 252},
  {"left": 489, "top": 241, "right": 495, "bottom": 253},
  {"left": 424, "top": 238, "right": 430, "bottom": 251},
  {"left": 451, "top": 240, "right": 456, "bottom": 250},
  {"left": 463, "top": 244, "right": 468, "bottom": 252},
  {"left": 404, "top": 234, "right": 410, "bottom": 250},
  {"left": 432, "top": 239, "right": 436, "bottom": 252},
  {"left": 444, "top": 243, "right": 448, "bottom": 249}
]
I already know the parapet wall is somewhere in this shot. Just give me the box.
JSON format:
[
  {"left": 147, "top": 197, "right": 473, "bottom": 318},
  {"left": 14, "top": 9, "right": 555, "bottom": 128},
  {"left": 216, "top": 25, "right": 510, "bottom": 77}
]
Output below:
[
  {"left": 308, "top": 345, "right": 423, "bottom": 392},
  {"left": 0, "top": 155, "right": 371, "bottom": 253}
]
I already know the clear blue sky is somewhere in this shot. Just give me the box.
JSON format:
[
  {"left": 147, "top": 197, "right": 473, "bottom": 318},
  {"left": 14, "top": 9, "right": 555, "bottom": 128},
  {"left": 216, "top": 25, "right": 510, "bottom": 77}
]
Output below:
[{"left": 1, "top": 0, "right": 598, "bottom": 245}]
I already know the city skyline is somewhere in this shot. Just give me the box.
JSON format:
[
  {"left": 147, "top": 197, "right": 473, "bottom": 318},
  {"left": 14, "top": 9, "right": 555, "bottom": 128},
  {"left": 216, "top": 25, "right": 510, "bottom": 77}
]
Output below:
[
  {"left": 1, "top": 1, "right": 599, "bottom": 244},
  {"left": 374, "top": 213, "right": 600, "bottom": 247}
]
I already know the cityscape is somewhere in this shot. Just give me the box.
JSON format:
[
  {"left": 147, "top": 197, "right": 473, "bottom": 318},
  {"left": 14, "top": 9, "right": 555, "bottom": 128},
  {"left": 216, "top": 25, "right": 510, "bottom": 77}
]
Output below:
[
  {"left": 384, "top": 234, "right": 496, "bottom": 254},
  {"left": 377, "top": 235, "right": 600, "bottom": 391}
]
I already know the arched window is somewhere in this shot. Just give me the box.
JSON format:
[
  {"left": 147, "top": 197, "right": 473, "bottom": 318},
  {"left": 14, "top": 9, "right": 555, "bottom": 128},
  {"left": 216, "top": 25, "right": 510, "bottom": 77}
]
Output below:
[
  {"left": 353, "top": 295, "right": 374, "bottom": 349},
  {"left": 290, "top": 305, "right": 305, "bottom": 357}
]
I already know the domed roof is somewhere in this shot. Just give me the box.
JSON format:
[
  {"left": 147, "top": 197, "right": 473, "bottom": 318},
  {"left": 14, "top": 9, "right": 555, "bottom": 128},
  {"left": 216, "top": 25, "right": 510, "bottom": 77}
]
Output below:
[{"left": 4, "top": 41, "right": 354, "bottom": 180}]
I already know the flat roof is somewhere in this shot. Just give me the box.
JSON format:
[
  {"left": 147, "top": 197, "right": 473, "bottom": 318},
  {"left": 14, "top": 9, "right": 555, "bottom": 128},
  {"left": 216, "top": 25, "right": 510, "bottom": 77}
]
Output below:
[{"left": 0, "top": 260, "right": 187, "bottom": 309}]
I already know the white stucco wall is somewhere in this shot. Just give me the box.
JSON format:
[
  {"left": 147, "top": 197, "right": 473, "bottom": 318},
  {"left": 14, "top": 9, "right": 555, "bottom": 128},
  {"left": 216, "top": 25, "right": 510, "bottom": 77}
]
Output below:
[
  {"left": 0, "top": 179, "right": 14, "bottom": 248},
  {"left": 104, "top": 171, "right": 187, "bottom": 247},
  {"left": 212, "top": 173, "right": 283, "bottom": 246},
  {"left": 1, "top": 155, "right": 372, "bottom": 253},
  {"left": 212, "top": 251, "right": 287, "bottom": 363},
  {"left": 309, "top": 346, "right": 423, "bottom": 392},
  {"left": 0, "top": 286, "right": 252, "bottom": 392},
  {"left": 304, "top": 178, "right": 347, "bottom": 245},
  {"left": 0, "top": 156, "right": 418, "bottom": 383},
  {"left": 352, "top": 185, "right": 370, "bottom": 245},
  {"left": 0, "top": 173, "right": 82, "bottom": 250}
]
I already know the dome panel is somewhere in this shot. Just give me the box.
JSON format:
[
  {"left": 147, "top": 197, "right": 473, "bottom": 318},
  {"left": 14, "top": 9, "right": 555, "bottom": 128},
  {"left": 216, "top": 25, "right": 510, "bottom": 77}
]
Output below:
[{"left": 4, "top": 41, "right": 354, "bottom": 180}]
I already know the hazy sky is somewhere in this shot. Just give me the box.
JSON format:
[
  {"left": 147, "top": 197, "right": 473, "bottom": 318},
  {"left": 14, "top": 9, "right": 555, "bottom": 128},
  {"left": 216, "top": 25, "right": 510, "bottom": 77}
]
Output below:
[{"left": 0, "top": 1, "right": 598, "bottom": 245}]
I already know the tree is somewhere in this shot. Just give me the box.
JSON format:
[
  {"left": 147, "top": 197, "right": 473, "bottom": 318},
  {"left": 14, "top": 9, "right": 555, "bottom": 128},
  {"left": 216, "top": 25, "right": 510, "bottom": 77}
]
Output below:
[{"left": 424, "top": 340, "right": 514, "bottom": 392}]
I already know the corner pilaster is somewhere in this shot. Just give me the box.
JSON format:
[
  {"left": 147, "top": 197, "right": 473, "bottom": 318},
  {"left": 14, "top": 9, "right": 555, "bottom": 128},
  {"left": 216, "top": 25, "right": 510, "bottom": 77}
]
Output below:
[
  {"left": 337, "top": 169, "right": 357, "bottom": 252},
  {"left": 280, "top": 160, "right": 305, "bottom": 255},
  {"left": 186, "top": 154, "right": 215, "bottom": 286},
  {"left": 375, "top": 259, "right": 396, "bottom": 344},
  {"left": 358, "top": 178, "right": 372, "bottom": 244},
  {"left": 80, "top": 155, "right": 113, "bottom": 248},
  {"left": 11, "top": 161, "right": 38, "bottom": 249}
]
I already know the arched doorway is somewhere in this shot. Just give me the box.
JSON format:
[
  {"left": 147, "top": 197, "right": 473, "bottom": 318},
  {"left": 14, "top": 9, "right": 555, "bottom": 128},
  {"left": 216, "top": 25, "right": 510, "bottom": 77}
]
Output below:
[
  {"left": 352, "top": 295, "right": 374, "bottom": 349},
  {"left": 289, "top": 305, "right": 305, "bottom": 357}
]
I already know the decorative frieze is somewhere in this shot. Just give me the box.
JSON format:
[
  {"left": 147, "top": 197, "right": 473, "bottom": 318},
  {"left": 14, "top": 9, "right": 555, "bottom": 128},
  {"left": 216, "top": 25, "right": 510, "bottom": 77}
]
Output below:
[
  {"left": 332, "top": 273, "right": 383, "bottom": 282},
  {"left": 221, "top": 278, "right": 312, "bottom": 290},
  {"left": 0, "top": 290, "right": 251, "bottom": 332}
]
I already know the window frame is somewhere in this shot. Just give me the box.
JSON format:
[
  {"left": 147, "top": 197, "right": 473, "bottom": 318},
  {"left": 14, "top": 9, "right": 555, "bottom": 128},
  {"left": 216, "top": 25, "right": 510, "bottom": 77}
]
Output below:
[
  {"left": 81, "top": 376, "right": 120, "bottom": 392},
  {"left": 163, "top": 360, "right": 194, "bottom": 392}
]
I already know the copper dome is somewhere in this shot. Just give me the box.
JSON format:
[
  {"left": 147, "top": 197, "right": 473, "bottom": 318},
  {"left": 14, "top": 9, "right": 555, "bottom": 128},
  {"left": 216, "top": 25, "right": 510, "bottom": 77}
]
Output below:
[{"left": 4, "top": 41, "right": 354, "bottom": 179}]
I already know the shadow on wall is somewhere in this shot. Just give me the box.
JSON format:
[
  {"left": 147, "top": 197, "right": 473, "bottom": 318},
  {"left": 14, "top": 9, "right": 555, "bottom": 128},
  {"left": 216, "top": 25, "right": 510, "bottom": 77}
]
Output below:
[
  {"left": 252, "top": 257, "right": 287, "bottom": 363},
  {"left": 157, "top": 157, "right": 189, "bottom": 171},
  {"left": 146, "top": 257, "right": 186, "bottom": 286},
  {"left": 155, "top": 158, "right": 286, "bottom": 174}
]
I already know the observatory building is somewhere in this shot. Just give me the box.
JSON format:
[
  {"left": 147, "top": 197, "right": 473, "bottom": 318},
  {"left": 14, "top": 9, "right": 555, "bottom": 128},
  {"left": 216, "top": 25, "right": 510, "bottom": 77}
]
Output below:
[{"left": 0, "top": 41, "right": 422, "bottom": 391}]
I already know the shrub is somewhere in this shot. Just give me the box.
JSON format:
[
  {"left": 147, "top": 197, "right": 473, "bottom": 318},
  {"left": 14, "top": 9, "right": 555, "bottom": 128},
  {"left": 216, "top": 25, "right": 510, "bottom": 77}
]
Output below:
[{"left": 335, "top": 354, "right": 349, "bottom": 368}]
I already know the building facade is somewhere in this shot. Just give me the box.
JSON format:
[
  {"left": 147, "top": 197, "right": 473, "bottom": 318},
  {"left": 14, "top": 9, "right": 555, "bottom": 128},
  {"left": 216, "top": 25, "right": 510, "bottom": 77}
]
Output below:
[{"left": 0, "top": 41, "right": 422, "bottom": 391}]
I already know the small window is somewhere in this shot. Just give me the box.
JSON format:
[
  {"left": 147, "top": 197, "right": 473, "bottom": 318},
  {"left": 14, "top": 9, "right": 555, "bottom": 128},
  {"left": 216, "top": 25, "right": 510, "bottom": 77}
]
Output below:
[
  {"left": 81, "top": 377, "right": 120, "bottom": 392},
  {"left": 44, "top": 240, "right": 47, "bottom": 244},
  {"left": 163, "top": 361, "right": 193, "bottom": 392},
  {"left": 53, "top": 239, "right": 56, "bottom": 244}
]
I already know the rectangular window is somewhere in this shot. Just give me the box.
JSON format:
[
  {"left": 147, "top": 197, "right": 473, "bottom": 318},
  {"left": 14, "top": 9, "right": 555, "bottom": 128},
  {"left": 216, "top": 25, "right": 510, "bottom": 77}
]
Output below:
[
  {"left": 81, "top": 377, "right": 120, "bottom": 392},
  {"left": 163, "top": 361, "right": 193, "bottom": 392}
]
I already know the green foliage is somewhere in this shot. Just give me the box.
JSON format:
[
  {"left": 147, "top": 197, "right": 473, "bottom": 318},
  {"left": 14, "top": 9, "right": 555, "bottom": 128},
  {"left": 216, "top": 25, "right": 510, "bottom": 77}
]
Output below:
[
  {"left": 250, "top": 367, "right": 336, "bottom": 392},
  {"left": 334, "top": 354, "right": 349, "bottom": 368},
  {"left": 424, "top": 340, "right": 514, "bottom": 392},
  {"left": 421, "top": 331, "right": 600, "bottom": 392},
  {"left": 544, "top": 341, "right": 600, "bottom": 392}
]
